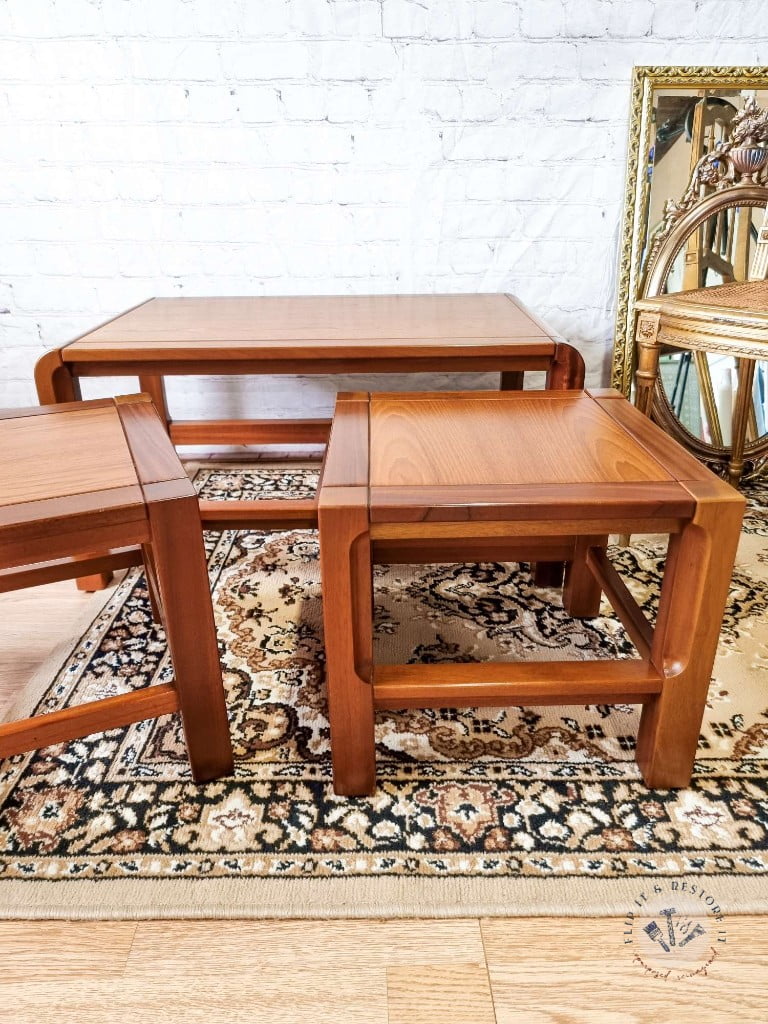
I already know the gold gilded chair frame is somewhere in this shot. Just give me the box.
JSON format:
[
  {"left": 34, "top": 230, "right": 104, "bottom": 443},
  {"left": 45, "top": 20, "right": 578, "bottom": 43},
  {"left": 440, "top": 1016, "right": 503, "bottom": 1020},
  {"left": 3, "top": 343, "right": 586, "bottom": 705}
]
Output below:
[
  {"left": 641, "top": 186, "right": 768, "bottom": 470},
  {"left": 612, "top": 66, "right": 768, "bottom": 395}
]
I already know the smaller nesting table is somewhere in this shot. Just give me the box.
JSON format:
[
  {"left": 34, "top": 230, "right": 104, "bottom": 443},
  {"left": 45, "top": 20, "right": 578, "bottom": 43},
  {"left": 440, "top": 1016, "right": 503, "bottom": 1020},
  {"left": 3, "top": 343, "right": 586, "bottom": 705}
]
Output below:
[
  {"left": 0, "top": 396, "right": 233, "bottom": 781},
  {"left": 318, "top": 389, "right": 744, "bottom": 795}
]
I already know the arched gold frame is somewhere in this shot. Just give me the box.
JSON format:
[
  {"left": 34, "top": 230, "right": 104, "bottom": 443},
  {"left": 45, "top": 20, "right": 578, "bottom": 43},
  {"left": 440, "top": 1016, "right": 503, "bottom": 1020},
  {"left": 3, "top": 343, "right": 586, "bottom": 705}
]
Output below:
[
  {"left": 644, "top": 186, "right": 768, "bottom": 297},
  {"left": 644, "top": 187, "right": 768, "bottom": 478},
  {"left": 610, "top": 66, "right": 768, "bottom": 396}
]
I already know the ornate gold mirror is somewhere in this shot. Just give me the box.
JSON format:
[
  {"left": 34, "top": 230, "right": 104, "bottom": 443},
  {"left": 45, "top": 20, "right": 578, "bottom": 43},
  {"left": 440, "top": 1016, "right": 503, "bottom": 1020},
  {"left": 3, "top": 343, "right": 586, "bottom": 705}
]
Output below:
[{"left": 611, "top": 68, "right": 768, "bottom": 478}]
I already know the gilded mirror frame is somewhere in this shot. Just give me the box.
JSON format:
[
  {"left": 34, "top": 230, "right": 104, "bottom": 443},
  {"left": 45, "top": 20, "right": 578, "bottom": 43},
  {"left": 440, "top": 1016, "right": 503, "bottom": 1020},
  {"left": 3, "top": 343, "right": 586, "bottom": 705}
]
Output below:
[{"left": 611, "top": 65, "right": 768, "bottom": 396}]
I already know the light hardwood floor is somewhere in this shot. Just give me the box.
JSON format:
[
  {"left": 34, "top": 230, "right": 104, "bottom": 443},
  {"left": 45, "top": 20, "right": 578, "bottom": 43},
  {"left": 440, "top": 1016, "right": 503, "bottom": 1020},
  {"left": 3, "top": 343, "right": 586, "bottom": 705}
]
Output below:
[{"left": 1, "top": 582, "right": 766, "bottom": 1024}]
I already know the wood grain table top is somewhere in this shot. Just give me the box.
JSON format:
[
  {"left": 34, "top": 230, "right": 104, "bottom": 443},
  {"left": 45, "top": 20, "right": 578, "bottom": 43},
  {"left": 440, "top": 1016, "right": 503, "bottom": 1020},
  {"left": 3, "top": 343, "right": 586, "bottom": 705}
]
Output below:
[
  {"left": 0, "top": 403, "right": 138, "bottom": 509},
  {"left": 369, "top": 392, "right": 670, "bottom": 488},
  {"left": 0, "top": 397, "right": 192, "bottom": 535},
  {"left": 62, "top": 294, "right": 559, "bottom": 363},
  {"left": 321, "top": 389, "right": 738, "bottom": 526}
]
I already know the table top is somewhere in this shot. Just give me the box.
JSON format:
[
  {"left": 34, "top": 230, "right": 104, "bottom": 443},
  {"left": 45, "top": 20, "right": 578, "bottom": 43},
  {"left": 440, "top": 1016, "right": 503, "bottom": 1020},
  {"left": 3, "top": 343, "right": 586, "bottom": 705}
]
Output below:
[
  {"left": 369, "top": 391, "right": 668, "bottom": 488},
  {"left": 0, "top": 402, "right": 138, "bottom": 509},
  {"left": 321, "top": 389, "right": 737, "bottom": 525},
  {"left": 62, "top": 293, "right": 559, "bottom": 365},
  {"left": 0, "top": 396, "right": 190, "bottom": 534}
]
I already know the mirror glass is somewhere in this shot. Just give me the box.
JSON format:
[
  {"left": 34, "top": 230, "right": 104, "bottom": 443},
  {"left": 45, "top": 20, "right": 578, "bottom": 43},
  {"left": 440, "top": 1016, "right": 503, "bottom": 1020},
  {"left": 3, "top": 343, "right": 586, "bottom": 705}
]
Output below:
[
  {"left": 657, "top": 351, "right": 768, "bottom": 446},
  {"left": 641, "top": 88, "right": 768, "bottom": 283}
]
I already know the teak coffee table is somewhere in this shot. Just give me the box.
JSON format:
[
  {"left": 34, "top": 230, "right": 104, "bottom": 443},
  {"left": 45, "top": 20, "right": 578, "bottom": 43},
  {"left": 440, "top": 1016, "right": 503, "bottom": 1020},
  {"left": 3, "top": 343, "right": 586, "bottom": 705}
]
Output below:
[
  {"left": 318, "top": 388, "right": 744, "bottom": 795},
  {"left": 35, "top": 294, "right": 583, "bottom": 533}
]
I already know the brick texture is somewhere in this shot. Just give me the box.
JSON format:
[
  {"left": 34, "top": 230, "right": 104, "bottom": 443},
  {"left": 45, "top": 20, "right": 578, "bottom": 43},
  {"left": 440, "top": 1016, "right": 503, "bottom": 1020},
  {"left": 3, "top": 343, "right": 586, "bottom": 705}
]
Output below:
[{"left": 1, "top": 0, "right": 765, "bottom": 418}]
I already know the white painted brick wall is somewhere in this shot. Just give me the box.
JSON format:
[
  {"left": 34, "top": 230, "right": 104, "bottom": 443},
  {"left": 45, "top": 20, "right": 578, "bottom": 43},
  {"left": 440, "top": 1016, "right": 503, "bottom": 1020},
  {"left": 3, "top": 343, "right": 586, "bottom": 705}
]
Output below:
[{"left": 1, "top": 0, "right": 766, "bottom": 418}]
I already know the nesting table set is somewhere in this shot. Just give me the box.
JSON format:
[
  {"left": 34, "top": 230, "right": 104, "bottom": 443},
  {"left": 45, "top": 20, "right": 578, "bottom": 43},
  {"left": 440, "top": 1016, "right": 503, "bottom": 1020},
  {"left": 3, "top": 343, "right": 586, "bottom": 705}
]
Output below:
[{"left": 1, "top": 294, "right": 745, "bottom": 796}]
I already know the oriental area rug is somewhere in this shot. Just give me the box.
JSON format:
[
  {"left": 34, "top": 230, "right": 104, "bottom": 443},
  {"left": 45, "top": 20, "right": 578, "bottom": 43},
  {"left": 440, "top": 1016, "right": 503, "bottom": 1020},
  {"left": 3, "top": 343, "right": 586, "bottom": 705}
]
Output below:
[{"left": 0, "top": 464, "right": 766, "bottom": 919}]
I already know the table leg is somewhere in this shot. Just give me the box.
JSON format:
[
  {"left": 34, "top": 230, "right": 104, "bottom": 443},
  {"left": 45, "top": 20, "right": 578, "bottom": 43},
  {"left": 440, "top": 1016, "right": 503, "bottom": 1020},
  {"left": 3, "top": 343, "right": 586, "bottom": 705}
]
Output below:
[
  {"left": 141, "top": 542, "right": 164, "bottom": 623},
  {"left": 533, "top": 562, "right": 565, "bottom": 588},
  {"left": 500, "top": 371, "right": 524, "bottom": 390},
  {"left": 636, "top": 487, "right": 744, "bottom": 788},
  {"left": 563, "top": 535, "right": 608, "bottom": 617},
  {"left": 148, "top": 491, "right": 234, "bottom": 783},
  {"left": 34, "top": 348, "right": 81, "bottom": 405},
  {"left": 318, "top": 496, "right": 376, "bottom": 796},
  {"left": 534, "top": 343, "right": 586, "bottom": 586},
  {"left": 545, "top": 342, "right": 586, "bottom": 391},
  {"left": 138, "top": 375, "right": 171, "bottom": 433},
  {"left": 35, "top": 350, "right": 114, "bottom": 591},
  {"left": 728, "top": 358, "right": 756, "bottom": 487},
  {"left": 73, "top": 570, "right": 113, "bottom": 593}
]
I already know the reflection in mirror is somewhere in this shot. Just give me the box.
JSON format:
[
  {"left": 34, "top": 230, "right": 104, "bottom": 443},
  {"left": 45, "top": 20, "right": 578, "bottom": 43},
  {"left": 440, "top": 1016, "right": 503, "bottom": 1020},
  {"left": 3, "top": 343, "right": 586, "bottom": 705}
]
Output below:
[
  {"left": 642, "top": 87, "right": 768, "bottom": 292},
  {"left": 663, "top": 205, "right": 763, "bottom": 292},
  {"left": 659, "top": 350, "right": 768, "bottom": 448}
]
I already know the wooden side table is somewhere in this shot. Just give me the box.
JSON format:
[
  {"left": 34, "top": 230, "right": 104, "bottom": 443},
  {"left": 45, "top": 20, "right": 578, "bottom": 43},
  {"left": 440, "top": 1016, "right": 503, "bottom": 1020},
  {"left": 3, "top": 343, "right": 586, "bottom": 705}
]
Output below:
[
  {"left": 0, "top": 395, "right": 233, "bottom": 782},
  {"left": 318, "top": 389, "right": 744, "bottom": 795},
  {"left": 634, "top": 280, "right": 768, "bottom": 485},
  {"left": 35, "top": 294, "right": 584, "bottom": 534}
]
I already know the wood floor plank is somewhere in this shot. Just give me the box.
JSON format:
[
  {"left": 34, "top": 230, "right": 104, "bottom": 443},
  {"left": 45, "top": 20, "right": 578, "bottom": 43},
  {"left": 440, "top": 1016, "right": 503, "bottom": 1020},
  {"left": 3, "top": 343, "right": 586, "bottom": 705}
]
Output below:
[
  {"left": 487, "top": 965, "right": 766, "bottom": 1024},
  {"left": 482, "top": 917, "right": 768, "bottom": 1024},
  {"left": 483, "top": 915, "right": 624, "bottom": 966},
  {"left": 386, "top": 964, "right": 496, "bottom": 1024},
  {"left": 0, "top": 968, "right": 388, "bottom": 1024},
  {"left": 0, "top": 922, "right": 137, "bottom": 983},
  {"left": 126, "top": 918, "right": 486, "bottom": 973},
  {"left": 0, "top": 581, "right": 109, "bottom": 717}
]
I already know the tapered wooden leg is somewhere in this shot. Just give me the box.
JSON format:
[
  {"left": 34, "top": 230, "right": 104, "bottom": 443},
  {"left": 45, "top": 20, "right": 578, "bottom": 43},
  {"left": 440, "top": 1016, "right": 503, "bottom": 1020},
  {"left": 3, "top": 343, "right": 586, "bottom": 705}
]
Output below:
[
  {"left": 148, "top": 492, "right": 233, "bottom": 782},
  {"left": 139, "top": 375, "right": 171, "bottom": 433},
  {"left": 563, "top": 535, "right": 607, "bottom": 617},
  {"left": 74, "top": 571, "right": 113, "bottom": 593},
  {"left": 318, "top": 492, "right": 376, "bottom": 796},
  {"left": 634, "top": 312, "right": 661, "bottom": 417},
  {"left": 637, "top": 487, "right": 744, "bottom": 787},
  {"left": 511, "top": 346, "right": 581, "bottom": 581}
]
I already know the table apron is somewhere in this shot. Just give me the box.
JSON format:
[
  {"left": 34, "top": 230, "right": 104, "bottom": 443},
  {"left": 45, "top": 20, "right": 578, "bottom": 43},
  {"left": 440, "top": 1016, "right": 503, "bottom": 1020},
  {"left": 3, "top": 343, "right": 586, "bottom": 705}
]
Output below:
[
  {"left": 65, "top": 355, "right": 556, "bottom": 376},
  {"left": 369, "top": 518, "right": 686, "bottom": 539}
]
